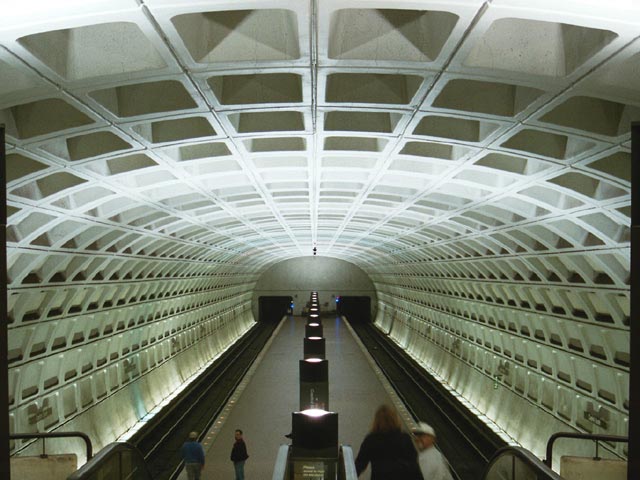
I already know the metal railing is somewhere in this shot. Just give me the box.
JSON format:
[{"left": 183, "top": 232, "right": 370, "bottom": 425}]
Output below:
[
  {"left": 545, "top": 432, "right": 628, "bottom": 467},
  {"left": 10, "top": 432, "right": 93, "bottom": 461},
  {"left": 482, "top": 446, "right": 563, "bottom": 480},
  {"left": 272, "top": 445, "right": 290, "bottom": 480},
  {"left": 67, "top": 441, "right": 152, "bottom": 480},
  {"left": 339, "top": 445, "right": 358, "bottom": 480}
]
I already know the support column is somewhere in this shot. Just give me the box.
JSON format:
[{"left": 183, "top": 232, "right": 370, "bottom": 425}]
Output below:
[
  {"left": 630, "top": 122, "right": 639, "bottom": 480},
  {"left": 1, "top": 126, "right": 10, "bottom": 479}
]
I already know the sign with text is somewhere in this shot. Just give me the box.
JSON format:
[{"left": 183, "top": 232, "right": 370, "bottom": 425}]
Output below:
[{"left": 293, "top": 460, "right": 325, "bottom": 479}]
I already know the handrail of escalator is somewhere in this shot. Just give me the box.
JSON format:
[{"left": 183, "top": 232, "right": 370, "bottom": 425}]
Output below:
[
  {"left": 482, "top": 446, "right": 563, "bottom": 480},
  {"left": 10, "top": 431, "right": 93, "bottom": 461},
  {"left": 270, "top": 444, "right": 357, "bottom": 480},
  {"left": 67, "top": 441, "right": 152, "bottom": 480},
  {"left": 340, "top": 445, "right": 358, "bottom": 480},
  {"left": 271, "top": 444, "right": 290, "bottom": 480},
  {"left": 544, "top": 431, "right": 628, "bottom": 467}
]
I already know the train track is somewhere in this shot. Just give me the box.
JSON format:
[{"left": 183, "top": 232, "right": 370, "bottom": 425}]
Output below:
[
  {"left": 124, "top": 315, "right": 501, "bottom": 479},
  {"left": 130, "top": 319, "right": 281, "bottom": 480},
  {"left": 349, "top": 321, "right": 505, "bottom": 480}
]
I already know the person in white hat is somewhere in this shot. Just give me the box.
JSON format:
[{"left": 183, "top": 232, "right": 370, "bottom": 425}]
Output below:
[{"left": 412, "top": 422, "right": 454, "bottom": 480}]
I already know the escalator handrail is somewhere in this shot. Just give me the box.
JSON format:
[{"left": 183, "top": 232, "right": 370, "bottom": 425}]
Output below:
[
  {"left": 271, "top": 444, "right": 357, "bottom": 480},
  {"left": 340, "top": 445, "right": 358, "bottom": 480},
  {"left": 482, "top": 446, "right": 563, "bottom": 480},
  {"left": 10, "top": 431, "right": 93, "bottom": 460},
  {"left": 67, "top": 441, "right": 152, "bottom": 480},
  {"left": 271, "top": 445, "right": 290, "bottom": 480}
]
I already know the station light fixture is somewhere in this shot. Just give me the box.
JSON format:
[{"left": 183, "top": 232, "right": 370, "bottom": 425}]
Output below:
[
  {"left": 299, "top": 358, "right": 329, "bottom": 410},
  {"left": 303, "top": 337, "right": 325, "bottom": 359},
  {"left": 305, "top": 323, "right": 323, "bottom": 339},
  {"left": 291, "top": 409, "right": 338, "bottom": 457}
]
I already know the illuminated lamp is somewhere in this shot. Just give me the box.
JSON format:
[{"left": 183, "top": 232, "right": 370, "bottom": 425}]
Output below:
[
  {"left": 305, "top": 323, "right": 323, "bottom": 339},
  {"left": 291, "top": 409, "right": 339, "bottom": 459},
  {"left": 299, "top": 358, "right": 328, "bottom": 410},
  {"left": 303, "top": 337, "right": 325, "bottom": 359},
  {"left": 307, "top": 313, "right": 321, "bottom": 326}
]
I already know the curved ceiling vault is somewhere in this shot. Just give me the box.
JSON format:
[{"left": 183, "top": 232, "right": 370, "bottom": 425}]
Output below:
[{"left": 2, "top": 0, "right": 638, "bottom": 464}]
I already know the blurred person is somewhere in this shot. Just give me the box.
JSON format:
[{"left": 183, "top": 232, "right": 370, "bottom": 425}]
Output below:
[
  {"left": 412, "top": 423, "right": 454, "bottom": 480},
  {"left": 355, "top": 404, "right": 423, "bottom": 479}
]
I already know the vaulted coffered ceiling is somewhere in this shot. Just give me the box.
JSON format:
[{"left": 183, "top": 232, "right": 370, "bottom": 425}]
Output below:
[{"left": 2, "top": 0, "right": 638, "bottom": 462}]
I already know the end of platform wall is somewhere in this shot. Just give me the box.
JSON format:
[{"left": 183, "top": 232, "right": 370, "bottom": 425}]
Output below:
[{"left": 252, "top": 256, "right": 377, "bottom": 319}]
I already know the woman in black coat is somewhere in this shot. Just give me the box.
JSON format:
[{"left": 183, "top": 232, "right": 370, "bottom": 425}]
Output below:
[{"left": 355, "top": 404, "right": 423, "bottom": 480}]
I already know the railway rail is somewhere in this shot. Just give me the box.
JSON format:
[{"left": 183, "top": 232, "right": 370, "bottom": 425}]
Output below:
[
  {"left": 121, "top": 315, "right": 503, "bottom": 479},
  {"left": 130, "top": 319, "right": 281, "bottom": 479}
]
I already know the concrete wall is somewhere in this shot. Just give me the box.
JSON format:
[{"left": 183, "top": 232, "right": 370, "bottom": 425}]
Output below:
[
  {"left": 377, "top": 306, "right": 626, "bottom": 469},
  {"left": 12, "top": 306, "right": 255, "bottom": 466},
  {"left": 560, "top": 457, "right": 626, "bottom": 479},
  {"left": 11, "top": 454, "right": 77, "bottom": 480},
  {"left": 253, "top": 256, "right": 377, "bottom": 318}
]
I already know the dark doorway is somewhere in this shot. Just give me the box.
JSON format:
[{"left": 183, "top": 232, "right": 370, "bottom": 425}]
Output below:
[
  {"left": 258, "top": 296, "right": 293, "bottom": 322},
  {"left": 336, "top": 296, "right": 371, "bottom": 323}
]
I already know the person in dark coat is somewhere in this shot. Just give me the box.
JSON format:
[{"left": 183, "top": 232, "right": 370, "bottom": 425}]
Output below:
[
  {"left": 230, "top": 428, "right": 249, "bottom": 480},
  {"left": 181, "top": 431, "right": 205, "bottom": 480},
  {"left": 355, "top": 405, "right": 423, "bottom": 480}
]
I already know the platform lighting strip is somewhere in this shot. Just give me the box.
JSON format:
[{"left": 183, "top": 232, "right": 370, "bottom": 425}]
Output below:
[
  {"left": 116, "top": 349, "right": 228, "bottom": 442},
  {"left": 116, "top": 322, "right": 255, "bottom": 442},
  {"left": 399, "top": 343, "right": 521, "bottom": 447}
]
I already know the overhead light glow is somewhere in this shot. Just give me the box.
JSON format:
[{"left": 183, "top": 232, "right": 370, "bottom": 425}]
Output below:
[{"left": 301, "top": 408, "right": 329, "bottom": 417}]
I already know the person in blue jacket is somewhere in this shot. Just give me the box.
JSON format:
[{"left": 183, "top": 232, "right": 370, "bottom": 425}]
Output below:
[{"left": 181, "top": 431, "right": 205, "bottom": 480}]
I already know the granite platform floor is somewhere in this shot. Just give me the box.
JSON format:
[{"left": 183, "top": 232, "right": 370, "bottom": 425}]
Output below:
[{"left": 177, "top": 315, "right": 415, "bottom": 480}]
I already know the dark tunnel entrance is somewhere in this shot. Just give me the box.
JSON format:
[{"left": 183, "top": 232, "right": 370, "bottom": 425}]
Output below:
[
  {"left": 336, "top": 296, "right": 371, "bottom": 323},
  {"left": 258, "top": 296, "right": 293, "bottom": 322}
]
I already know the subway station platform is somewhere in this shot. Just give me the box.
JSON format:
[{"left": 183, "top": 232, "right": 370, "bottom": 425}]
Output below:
[{"left": 178, "top": 315, "right": 417, "bottom": 479}]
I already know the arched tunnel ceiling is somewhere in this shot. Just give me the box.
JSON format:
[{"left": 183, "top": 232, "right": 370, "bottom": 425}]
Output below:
[
  {"left": 3, "top": 0, "right": 636, "bottom": 270},
  {"left": 1, "top": 0, "right": 638, "bottom": 459}
]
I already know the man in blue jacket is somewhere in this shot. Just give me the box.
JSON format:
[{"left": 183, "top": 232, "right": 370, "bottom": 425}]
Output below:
[{"left": 181, "top": 431, "right": 205, "bottom": 480}]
